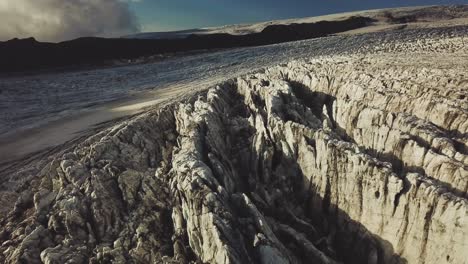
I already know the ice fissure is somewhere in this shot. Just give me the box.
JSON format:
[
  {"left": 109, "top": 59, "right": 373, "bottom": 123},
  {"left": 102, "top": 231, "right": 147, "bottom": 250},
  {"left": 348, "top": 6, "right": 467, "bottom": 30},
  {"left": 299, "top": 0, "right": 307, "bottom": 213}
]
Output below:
[{"left": 1, "top": 53, "right": 467, "bottom": 264}]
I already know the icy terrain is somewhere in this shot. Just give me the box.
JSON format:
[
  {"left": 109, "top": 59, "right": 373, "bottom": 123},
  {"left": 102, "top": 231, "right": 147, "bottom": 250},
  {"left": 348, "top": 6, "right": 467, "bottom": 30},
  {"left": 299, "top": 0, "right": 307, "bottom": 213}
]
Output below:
[
  {"left": 0, "top": 26, "right": 466, "bottom": 137},
  {"left": 1, "top": 36, "right": 357, "bottom": 137},
  {"left": 0, "top": 23, "right": 467, "bottom": 264}
]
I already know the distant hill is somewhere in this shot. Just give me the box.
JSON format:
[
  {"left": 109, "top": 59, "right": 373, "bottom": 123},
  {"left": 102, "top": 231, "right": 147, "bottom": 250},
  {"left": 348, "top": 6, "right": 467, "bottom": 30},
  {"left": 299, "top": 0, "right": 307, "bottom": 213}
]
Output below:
[
  {"left": 0, "top": 16, "right": 373, "bottom": 73},
  {"left": 125, "top": 5, "right": 468, "bottom": 40},
  {"left": 1, "top": 5, "right": 467, "bottom": 74}
]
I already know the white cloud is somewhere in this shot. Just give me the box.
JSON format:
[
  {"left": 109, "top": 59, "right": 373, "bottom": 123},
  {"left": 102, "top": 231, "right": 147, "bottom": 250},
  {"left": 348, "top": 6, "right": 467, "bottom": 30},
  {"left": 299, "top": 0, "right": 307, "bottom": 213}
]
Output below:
[{"left": 0, "top": 0, "right": 140, "bottom": 42}]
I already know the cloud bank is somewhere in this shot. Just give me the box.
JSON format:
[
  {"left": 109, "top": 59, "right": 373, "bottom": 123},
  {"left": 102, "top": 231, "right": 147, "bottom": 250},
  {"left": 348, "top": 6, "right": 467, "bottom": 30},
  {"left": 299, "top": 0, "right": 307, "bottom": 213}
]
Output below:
[{"left": 0, "top": 0, "right": 140, "bottom": 42}]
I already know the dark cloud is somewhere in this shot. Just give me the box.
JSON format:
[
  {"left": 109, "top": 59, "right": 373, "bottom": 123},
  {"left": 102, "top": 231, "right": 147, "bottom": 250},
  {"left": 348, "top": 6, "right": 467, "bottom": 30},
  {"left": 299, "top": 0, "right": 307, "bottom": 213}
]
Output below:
[{"left": 0, "top": 0, "right": 140, "bottom": 42}]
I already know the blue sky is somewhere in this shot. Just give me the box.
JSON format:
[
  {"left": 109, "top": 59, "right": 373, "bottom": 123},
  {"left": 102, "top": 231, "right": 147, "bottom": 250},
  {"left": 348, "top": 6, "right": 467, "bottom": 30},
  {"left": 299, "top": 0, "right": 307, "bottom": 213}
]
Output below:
[{"left": 129, "top": 0, "right": 468, "bottom": 32}]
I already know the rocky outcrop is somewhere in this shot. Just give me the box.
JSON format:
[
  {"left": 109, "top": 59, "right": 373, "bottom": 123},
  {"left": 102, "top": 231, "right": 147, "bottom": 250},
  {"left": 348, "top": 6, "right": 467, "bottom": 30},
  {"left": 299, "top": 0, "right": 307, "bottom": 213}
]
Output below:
[{"left": 1, "top": 35, "right": 467, "bottom": 264}]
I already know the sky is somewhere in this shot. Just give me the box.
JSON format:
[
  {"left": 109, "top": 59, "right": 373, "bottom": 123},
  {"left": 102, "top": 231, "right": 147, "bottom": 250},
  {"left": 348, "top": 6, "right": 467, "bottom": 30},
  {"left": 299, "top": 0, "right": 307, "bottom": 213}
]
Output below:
[
  {"left": 132, "top": 0, "right": 468, "bottom": 32},
  {"left": 0, "top": 0, "right": 467, "bottom": 42}
]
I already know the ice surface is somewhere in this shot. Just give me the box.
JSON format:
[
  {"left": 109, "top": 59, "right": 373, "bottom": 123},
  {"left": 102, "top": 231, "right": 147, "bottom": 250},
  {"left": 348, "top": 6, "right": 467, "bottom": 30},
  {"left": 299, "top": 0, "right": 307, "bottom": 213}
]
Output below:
[
  {"left": 0, "top": 34, "right": 355, "bottom": 136},
  {"left": 0, "top": 26, "right": 466, "bottom": 144}
]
